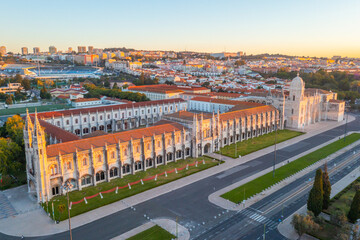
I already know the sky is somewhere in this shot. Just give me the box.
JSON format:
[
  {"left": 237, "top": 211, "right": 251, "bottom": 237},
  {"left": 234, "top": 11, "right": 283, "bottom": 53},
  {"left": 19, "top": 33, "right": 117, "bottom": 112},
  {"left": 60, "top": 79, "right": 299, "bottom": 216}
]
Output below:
[{"left": 2, "top": 0, "right": 360, "bottom": 58}]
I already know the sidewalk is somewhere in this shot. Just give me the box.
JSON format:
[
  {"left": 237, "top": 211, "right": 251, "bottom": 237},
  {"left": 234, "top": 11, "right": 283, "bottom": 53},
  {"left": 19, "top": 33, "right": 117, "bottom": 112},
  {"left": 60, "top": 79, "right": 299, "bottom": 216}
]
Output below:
[
  {"left": 278, "top": 160, "right": 360, "bottom": 239},
  {"left": 208, "top": 130, "right": 360, "bottom": 211},
  {"left": 0, "top": 116, "right": 354, "bottom": 237},
  {"left": 111, "top": 218, "right": 190, "bottom": 240}
]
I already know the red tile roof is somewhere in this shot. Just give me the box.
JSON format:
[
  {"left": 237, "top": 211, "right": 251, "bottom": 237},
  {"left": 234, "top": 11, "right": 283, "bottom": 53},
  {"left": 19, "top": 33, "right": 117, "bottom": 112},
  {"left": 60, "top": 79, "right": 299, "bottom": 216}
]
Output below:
[
  {"left": 32, "top": 98, "right": 186, "bottom": 119},
  {"left": 46, "top": 121, "right": 185, "bottom": 157},
  {"left": 28, "top": 116, "right": 80, "bottom": 143},
  {"left": 72, "top": 98, "right": 100, "bottom": 103}
]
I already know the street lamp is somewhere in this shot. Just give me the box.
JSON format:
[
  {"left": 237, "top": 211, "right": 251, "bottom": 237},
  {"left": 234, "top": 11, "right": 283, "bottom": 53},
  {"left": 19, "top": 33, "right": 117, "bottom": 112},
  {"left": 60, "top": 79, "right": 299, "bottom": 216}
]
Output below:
[
  {"left": 273, "top": 114, "right": 278, "bottom": 178},
  {"left": 344, "top": 107, "right": 348, "bottom": 142},
  {"left": 62, "top": 181, "right": 73, "bottom": 240}
]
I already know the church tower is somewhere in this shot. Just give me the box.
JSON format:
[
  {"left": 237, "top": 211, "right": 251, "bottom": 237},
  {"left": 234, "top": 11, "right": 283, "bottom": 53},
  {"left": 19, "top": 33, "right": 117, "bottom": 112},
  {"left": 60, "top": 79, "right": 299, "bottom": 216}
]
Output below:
[
  {"left": 24, "top": 110, "right": 50, "bottom": 202},
  {"left": 285, "top": 73, "right": 305, "bottom": 128}
]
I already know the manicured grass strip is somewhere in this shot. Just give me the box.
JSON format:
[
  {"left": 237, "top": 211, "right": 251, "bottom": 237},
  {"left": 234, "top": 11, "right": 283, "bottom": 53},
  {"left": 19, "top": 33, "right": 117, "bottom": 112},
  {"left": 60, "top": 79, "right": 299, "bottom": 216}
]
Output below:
[
  {"left": 127, "top": 225, "right": 175, "bottom": 240},
  {"left": 0, "top": 104, "right": 72, "bottom": 116},
  {"left": 44, "top": 157, "right": 221, "bottom": 221},
  {"left": 221, "top": 133, "right": 360, "bottom": 203},
  {"left": 218, "top": 129, "right": 303, "bottom": 158}
]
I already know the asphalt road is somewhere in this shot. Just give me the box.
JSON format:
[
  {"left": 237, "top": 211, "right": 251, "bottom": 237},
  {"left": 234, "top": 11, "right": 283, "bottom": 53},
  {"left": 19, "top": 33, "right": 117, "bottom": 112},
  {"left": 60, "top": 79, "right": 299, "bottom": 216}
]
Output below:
[
  {"left": 195, "top": 136, "right": 360, "bottom": 240},
  {"left": 2, "top": 115, "right": 360, "bottom": 240}
]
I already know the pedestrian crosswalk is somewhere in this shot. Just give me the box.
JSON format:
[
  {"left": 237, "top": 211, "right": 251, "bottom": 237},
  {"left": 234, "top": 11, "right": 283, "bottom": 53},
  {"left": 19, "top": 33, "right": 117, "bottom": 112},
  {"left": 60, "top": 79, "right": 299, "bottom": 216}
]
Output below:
[
  {"left": 239, "top": 208, "right": 278, "bottom": 229},
  {"left": 0, "top": 192, "right": 17, "bottom": 220}
]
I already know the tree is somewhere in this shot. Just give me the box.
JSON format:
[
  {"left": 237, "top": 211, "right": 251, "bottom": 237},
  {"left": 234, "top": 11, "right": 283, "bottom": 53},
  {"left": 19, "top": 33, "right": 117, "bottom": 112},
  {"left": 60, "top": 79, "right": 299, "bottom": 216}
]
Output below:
[
  {"left": 322, "top": 162, "right": 331, "bottom": 210},
  {"left": 5, "top": 115, "right": 24, "bottom": 146},
  {"left": 348, "top": 190, "right": 360, "bottom": 223},
  {"left": 104, "top": 79, "right": 110, "bottom": 88},
  {"left": 201, "top": 82, "right": 210, "bottom": 87},
  {"left": 307, "top": 168, "right": 323, "bottom": 216},
  {"left": 330, "top": 209, "right": 347, "bottom": 226},
  {"left": 5, "top": 95, "right": 13, "bottom": 105},
  {"left": 234, "top": 60, "right": 246, "bottom": 66},
  {"left": 291, "top": 212, "right": 320, "bottom": 237},
  {"left": 40, "top": 85, "right": 51, "bottom": 99},
  {"left": 0, "top": 138, "right": 22, "bottom": 176},
  {"left": 14, "top": 74, "right": 22, "bottom": 83},
  {"left": 112, "top": 83, "right": 119, "bottom": 89}
]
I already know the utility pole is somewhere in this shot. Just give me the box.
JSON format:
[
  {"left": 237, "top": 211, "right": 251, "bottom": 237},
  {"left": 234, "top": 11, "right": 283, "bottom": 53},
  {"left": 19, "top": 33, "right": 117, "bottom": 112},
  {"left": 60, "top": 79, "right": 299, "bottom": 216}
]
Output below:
[
  {"left": 235, "top": 141, "right": 237, "bottom": 158},
  {"left": 273, "top": 114, "right": 277, "bottom": 178},
  {"left": 344, "top": 108, "right": 348, "bottom": 142},
  {"left": 63, "top": 182, "right": 73, "bottom": 240},
  {"left": 263, "top": 223, "right": 266, "bottom": 240}
]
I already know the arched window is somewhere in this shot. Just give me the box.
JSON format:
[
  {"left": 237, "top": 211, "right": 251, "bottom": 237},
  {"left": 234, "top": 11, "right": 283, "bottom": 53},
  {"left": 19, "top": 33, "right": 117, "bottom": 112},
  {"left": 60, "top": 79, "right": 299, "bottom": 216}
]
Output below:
[
  {"left": 83, "top": 158, "right": 87, "bottom": 166},
  {"left": 110, "top": 168, "right": 118, "bottom": 177},
  {"left": 168, "top": 139, "right": 171, "bottom": 146},
  {"left": 98, "top": 155, "right": 102, "bottom": 162},
  {"left": 96, "top": 171, "right": 105, "bottom": 181},
  {"left": 124, "top": 148, "right": 128, "bottom": 156},
  {"left": 136, "top": 146, "right": 139, "bottom": 153},
  {"left": 50, "top": 165, "right": 57, "bottom": 175},
  {"left": 122, "top": 164, "right": 131, "bottom": 174},
  {"left": 111, "top": 151, "right": 115, "bottom": 159},
  {"left": 147, "top": 144, "right": 150, "bottom": 150},
  {"left": 81, "top": 175, "right": 92, "bottom": 186},
  {"left": 157, "top": 141, "right": 161, "bottom": 147}
]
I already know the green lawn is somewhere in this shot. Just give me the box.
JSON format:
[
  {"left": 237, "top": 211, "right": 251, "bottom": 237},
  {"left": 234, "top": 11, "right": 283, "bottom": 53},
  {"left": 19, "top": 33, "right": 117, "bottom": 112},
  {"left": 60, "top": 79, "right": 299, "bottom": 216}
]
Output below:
[
  {"left": 325, "top": 177, "right": 360, "bottom": 216},
  {"left": 218, "top": 129, "right": 304, "bottom": 158},
  {"left": 127, "top": 225, "right": 175, "bottom": 240},
  {"left": 0, "top": 104, "right": 72, "bottom": 116},
  {"left": 221, "top": 133, "right": 360, "bottom": 203},
  {"left": 45, "top": 156, "right": 220, "bottom": 221}
]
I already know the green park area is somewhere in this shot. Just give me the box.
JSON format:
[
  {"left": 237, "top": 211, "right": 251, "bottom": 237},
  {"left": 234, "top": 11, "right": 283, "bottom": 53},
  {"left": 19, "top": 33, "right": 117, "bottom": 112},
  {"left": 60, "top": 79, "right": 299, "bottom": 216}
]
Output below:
[
  {"left": 326, "top": 177, "right": 360, "bottom": 217},
  {"left": 127, "top": 225, "right": 175, "bottom": 240},
  {"left": 0, "top": 104, "right": 72, "bottom": 116},
  {"left": 221, "top": 133, "right": 360, "bottom": 203},
  {"left": 218, "top": 129, "right": 304, "bottom": 158},
  {"left": 299, "top": 177, "right": 360, "bottom": 240},
  {"left": 45, "top": 156, "right": 221, "bottom": 221}
]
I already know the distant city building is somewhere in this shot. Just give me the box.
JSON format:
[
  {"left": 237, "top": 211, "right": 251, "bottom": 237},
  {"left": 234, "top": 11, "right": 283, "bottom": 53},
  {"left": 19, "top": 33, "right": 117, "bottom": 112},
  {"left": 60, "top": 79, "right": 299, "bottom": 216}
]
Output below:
[
  {"left": 78, "top": 46, "right": 86, "bottom": 53},
  {"left": 210, "top": 52, "right": 238, "bottom": 59},
  {"left": 21, "top": 47, "right": 28, "bottom": 55},
  {"left": 73, "top": 54, "right": 99, "bottom": 65},
  {"left": 71, "top": 98, "right": 102, "bottom": 108},
  {"left": 88, "top": 46, "right": 94, "bottom": 54},
  {"left": 68, "top": 47, "right": 73, "bottom": 53},
  {"left": 49, "top": 46, "right": 57, "bottom": 54},
  {"left": 33, "top": 47, "right": 40, "bottom": 54},
  {"left": 0, "top": 83, "right": 23, "bottom": 94},
  {"left": 0, "top": 46, "right": 6, "bottom": 56}
]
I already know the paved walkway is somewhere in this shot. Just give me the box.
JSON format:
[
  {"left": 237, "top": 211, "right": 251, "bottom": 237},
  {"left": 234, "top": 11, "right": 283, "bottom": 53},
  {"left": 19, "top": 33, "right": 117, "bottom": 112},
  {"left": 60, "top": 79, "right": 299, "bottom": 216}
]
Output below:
[
  {"left": 0, "top": 192, "right": 17, "bottom": 220},
  {"left": 0, "top": 116, "right": 354, "bottom": 237},
  {"left": 111, "top": 218, "right": 190, "bottom": 240},
  {"left": 278, "top": 159, "right": 360, "bottom": 239}
]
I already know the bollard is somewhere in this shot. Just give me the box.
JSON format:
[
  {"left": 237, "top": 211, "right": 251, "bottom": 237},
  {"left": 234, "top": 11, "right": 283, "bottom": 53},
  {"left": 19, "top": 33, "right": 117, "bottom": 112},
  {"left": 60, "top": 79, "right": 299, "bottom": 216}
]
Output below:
[
  {"left": 84, "top": 197, "right": 88, "bottom": 204},
  {"left": 115, "top": 186, "right": 118, "bottom": 194},
  {"left": 128, "top": 183, "right": 131, "bottom": 189}
]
